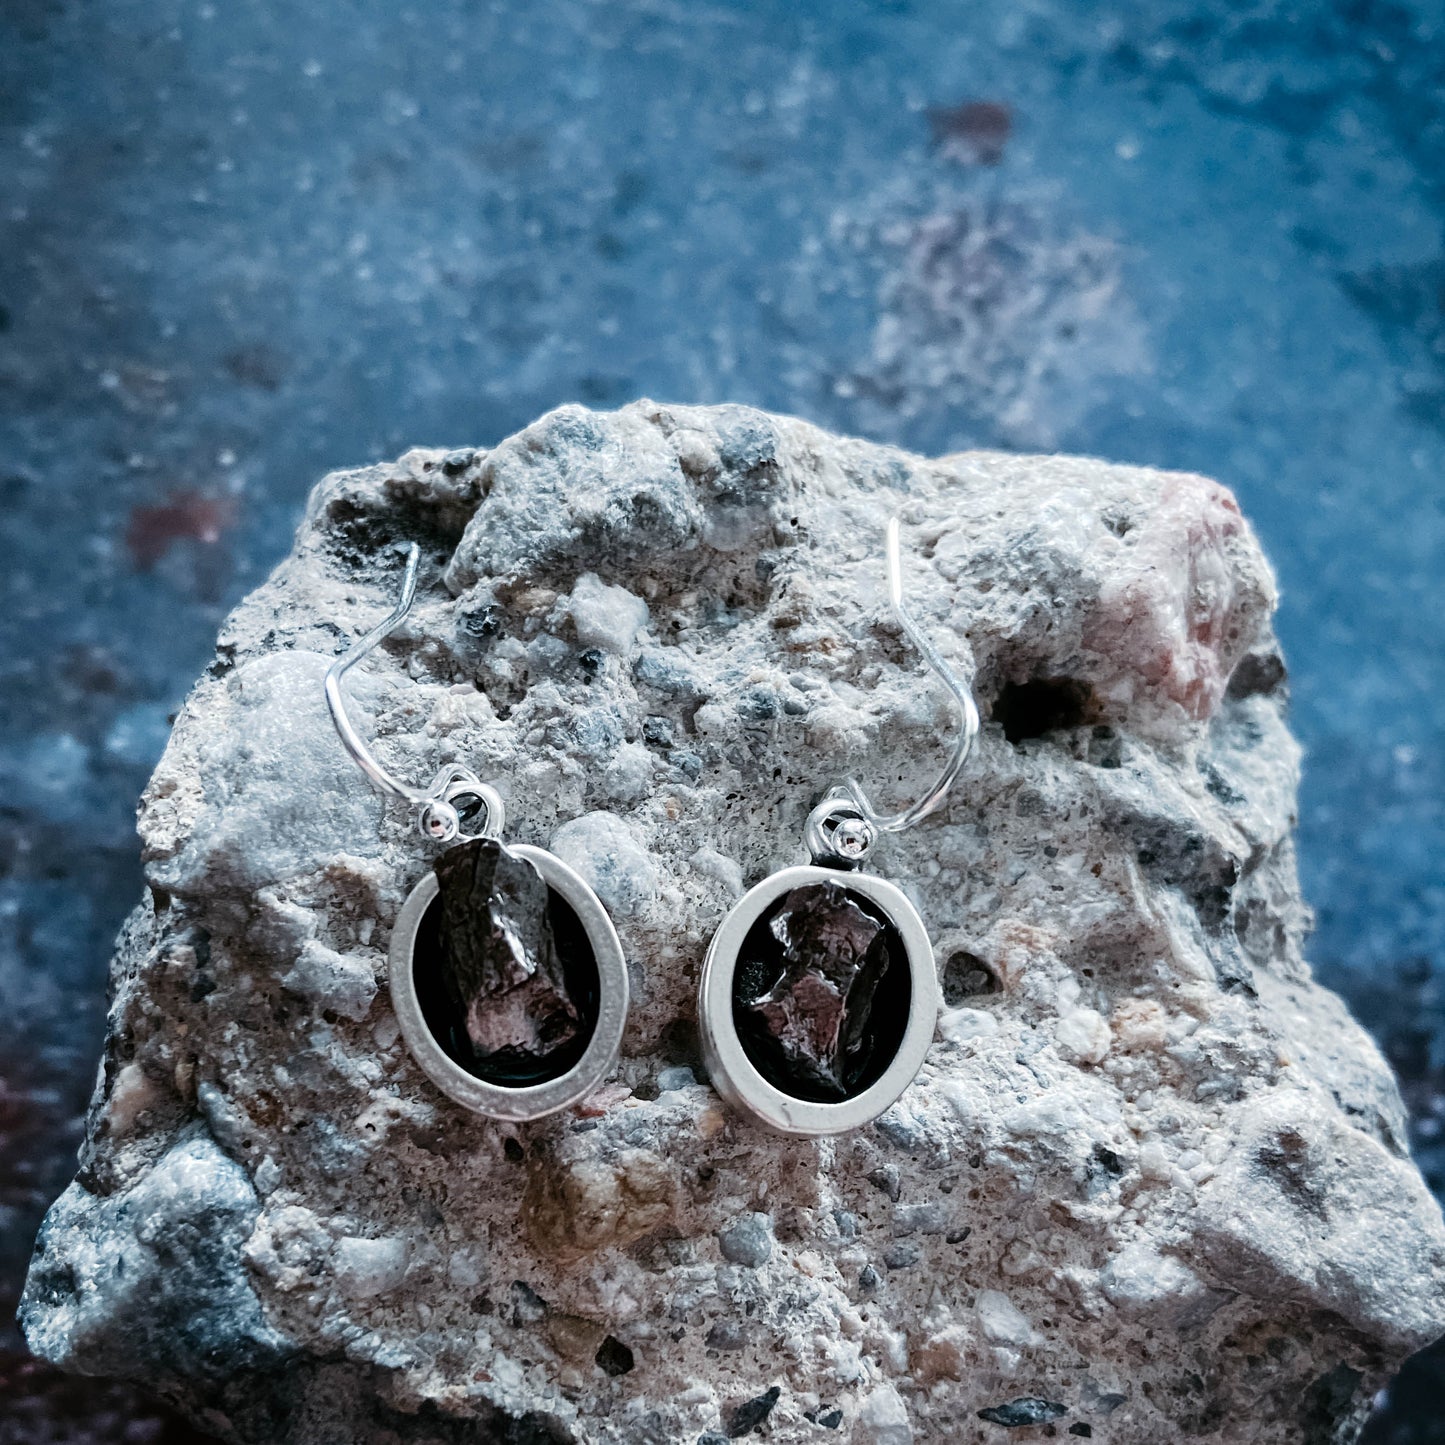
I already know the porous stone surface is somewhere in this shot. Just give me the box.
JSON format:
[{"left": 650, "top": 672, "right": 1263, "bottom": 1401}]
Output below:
[{"left": 20, "top": 401, "right": 1445, "bottom": 1444}]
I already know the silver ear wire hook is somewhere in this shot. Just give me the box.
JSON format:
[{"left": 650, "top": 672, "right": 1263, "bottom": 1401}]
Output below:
[
  {"left": 326, "top": 543, "right": 426, "bottom": 807},
  {"left": 841, "top": 516, "right": 980, "bottom": 835},
  {"left": 325, "top": 543, "right": 504, "bottom": 844}
]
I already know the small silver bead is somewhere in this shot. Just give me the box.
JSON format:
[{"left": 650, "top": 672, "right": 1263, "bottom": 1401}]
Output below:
[
  {"left": 420, "top": 800, "right": 460, "bottom": 843},
  {"left": 833, "top": 817, "right": 873, "bottom": 859}
]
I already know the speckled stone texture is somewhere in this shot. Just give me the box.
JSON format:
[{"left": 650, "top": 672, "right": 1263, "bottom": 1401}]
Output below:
[{"left": 20, "top": 402, "right": 1445, "bottom": 1444}]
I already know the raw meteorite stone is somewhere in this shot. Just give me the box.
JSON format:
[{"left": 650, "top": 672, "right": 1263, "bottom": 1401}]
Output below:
[
  {"left": 429, "top": 836, "right": 581, "bottom": 1073},
  {"left": 734, "top": 882, "right": 900, "bottom": 1101},
  {"left": 20, "top": 401, "right": 1445, "bottom": 1445}
]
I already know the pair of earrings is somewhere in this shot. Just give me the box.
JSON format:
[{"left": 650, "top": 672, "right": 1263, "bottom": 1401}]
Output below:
[{"left": 324, "top": 521, "right": 978, "bottom": 1138}]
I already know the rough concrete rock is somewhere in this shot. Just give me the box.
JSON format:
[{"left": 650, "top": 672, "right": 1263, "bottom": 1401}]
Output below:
[{"left": 21, "top": 401, "right": 1445, "bottom": 1444}]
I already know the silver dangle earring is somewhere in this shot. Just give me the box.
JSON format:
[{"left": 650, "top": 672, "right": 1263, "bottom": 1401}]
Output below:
[
  {"left": 326, "top": 545, "right": 629, "bottom": 1123},
  {"left": 698, "top": 518, "right": 979, "bottom": 1137}
]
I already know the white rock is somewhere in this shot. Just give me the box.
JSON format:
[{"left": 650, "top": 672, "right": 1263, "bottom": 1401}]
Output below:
[
  {"left": 1138, "top": 1142, "right": 1173, "bottom": 1183},
  {"left": 146, "top": 651, "right": 385, "bottom": 895},
  {"left": 282, "top": 939, "right": 377, "bottom": 1022},
  {"left": 974, "top": 1288, "right": 1038, "bottom": 1347},
  {"left": 19, "top": 403, "right": 1445, "bottom": 1445},
  {"left": 1100, "top": 1241, "right": 1219, "bottom": 1326},
  {"left": 1195, "top": 1089, "right": 1445, "bottom": 1353},
  {"left": 937, "top": 1006, "right": 999, "bottom": 1045},
  {"left": 549, "top": 810, "right": 659, "bottom": 917},
  {"left": 602, "top": 741, "right": 653, "bottom": 803},
  {"left": 1055, "top": 1007, "right": 1112, "bottom": 1064},
  {"left": 333, "top": 1236, "right": 411, "bottom": 1299},
  {"left": 446, "top": 1248, "right": 486, "bottom": 1290},
  {"left": 689, "top": 846, "right": 745, "bottom": 898},
  {"left": 103, "top": 1063, "right": 163, "bottom": 1136},
  {"left": 567, "top": 572, "right": 650, "bottom": 654},
  {"left": 852, "top": 1383, "right": 913, "bottom": 1445}
]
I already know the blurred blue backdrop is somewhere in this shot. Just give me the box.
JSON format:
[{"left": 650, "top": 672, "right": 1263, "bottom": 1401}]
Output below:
[{"left": 1, "top": 1, "right": 1442, "bottom": 1438}]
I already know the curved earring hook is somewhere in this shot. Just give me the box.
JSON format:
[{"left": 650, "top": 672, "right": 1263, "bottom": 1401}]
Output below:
[
  {"left": 324, "top": 544, "right": 504, "bottom": 843},
  {"left": 842, "top": 516, "right": 980, "bottom": 834},
  {"left": 325, "top": 543, "right": 429, "bottom": 806}
]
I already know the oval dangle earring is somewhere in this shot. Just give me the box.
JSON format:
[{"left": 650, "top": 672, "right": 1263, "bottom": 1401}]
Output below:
[
  {"left": 325, "top": 545, "right": 629, "bottom": 1123},
  {"left": 698, "top": 518, "right": 979, "bottom": 1137}
]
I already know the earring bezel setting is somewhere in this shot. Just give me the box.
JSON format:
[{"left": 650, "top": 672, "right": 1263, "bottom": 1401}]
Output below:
[
  {"left": 389, "top": 843, "right": 629, "bottom": 1122},
  {"left": 699, "top": 863, "right": 938, "bottom": 1137}
]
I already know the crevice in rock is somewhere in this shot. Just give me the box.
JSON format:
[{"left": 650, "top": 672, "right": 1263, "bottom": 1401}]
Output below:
[
  {"left": 321, "top": 497, "right": 468, "bottom": 570},
  {"left": 940, "top": 950, "right": 1001, "bottom": 1005},
  {"left": 1298, "top": 1363, "right": 1365, "bottom": 1445},
  {"left": 991, "top": 677, "right": 1098, "bottom": 742}
]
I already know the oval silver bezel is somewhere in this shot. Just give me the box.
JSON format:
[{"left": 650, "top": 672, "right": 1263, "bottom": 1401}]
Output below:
[
  {"left": 699, "top": 864, "right": 939, "bottom": 1137},
  {"left": 389, "top": 843, "right": 628, "bottom": 1122}
]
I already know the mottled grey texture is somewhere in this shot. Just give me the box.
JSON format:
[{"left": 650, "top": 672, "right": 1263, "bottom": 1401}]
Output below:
[{"left": 21, "top": 402, "right": 1445, "bottom": 1444}]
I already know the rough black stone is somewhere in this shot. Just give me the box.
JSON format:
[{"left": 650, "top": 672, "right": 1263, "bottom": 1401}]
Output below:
[
  {"left": 977, "top": 1399, "right": 1068, "bottom": 1428},
  {"left": 883, "top": 1242, "right": 920, "bottom": 1270},
  {"left": 727, "top": 1387, "right": 781, "bottom": 1437},
  {"left": 734, "top": 882, "right": 908, "bottom": 1102},
  {"left": 432, "top": 838, "right": 581, "bottom": 1072},
  {"left": 867, "top": 1164, "right": 902, "bottom": 1201},
  {"left": 594, "top": 1336, "right": 634, "bottom": 1377}
]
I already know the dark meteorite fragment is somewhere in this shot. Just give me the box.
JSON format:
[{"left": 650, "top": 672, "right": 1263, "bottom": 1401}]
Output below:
[
  {"left": 432, "top": 838, "right": 581, "bottom": 1069},
  {"left": 734, "top": 882, "right": 905, "bottom": 1102}
]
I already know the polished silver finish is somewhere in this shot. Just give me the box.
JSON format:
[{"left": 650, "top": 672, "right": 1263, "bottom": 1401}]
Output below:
[
  {"left": 698, "top": 864, "right": 939, "bottom": 1137},
  {"left": 417, "top": 771, "right": 506, "bottom": 846},
  {"left": 843, "top": 516, "right": 980, "bottom": 834},
  {"left": 325, "top": 543, "right": 427, "bottom": 805},
  {"left": 324, "top": 544, "right": 502, "bottom": 844},
  {"left": 389, "top": 843, "right": 628, "bottom": 1121},
  {"left": 804, "top": 795, "right": 877, "bottom": 866},
  {"left": 330, "top": 544, "right": 627, "bottom": 1121}
]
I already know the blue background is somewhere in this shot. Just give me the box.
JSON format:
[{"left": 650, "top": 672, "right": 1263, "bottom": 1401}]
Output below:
[{"left": 1, "top": 2, "right": 1441, "bottom": 1438}]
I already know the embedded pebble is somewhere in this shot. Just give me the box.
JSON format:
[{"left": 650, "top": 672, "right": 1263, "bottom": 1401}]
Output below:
[
  {"left": 974, "top": 1289, "right": 1037, "bottom": 1347},
  {"left": 728, "top": 1385, "right": 781, "bottom": 1437},
  {"left": 977, "top": 1398, "right": 1068, "bottom": 1428},
  {"left": 718, "top": 1213, "right": 774, "bottom": 1268},
  {"left": 549, "top": 810, "right": 659, "bottom": 917},
  {"left": 333, "top": 1236, "right": 411, "bottom": 1299},
  {"left": 567, "top": 573, "right": 650, "bottom": 655},
  {"left": 892, "top": 1203, "right": 948, "bottom": 1237},
  {"left": 853, "top": 1384, "right": 913, "bottom": 1445},
  {"left": 938, "top": 1006, "right": 999, "bottom": 1046},
  {"left": 689, "top": 847, "right": 745, "bottom": 898},
  {"left": 1054, "top": 1007, "right": 1111, "bottom": 1064}
]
